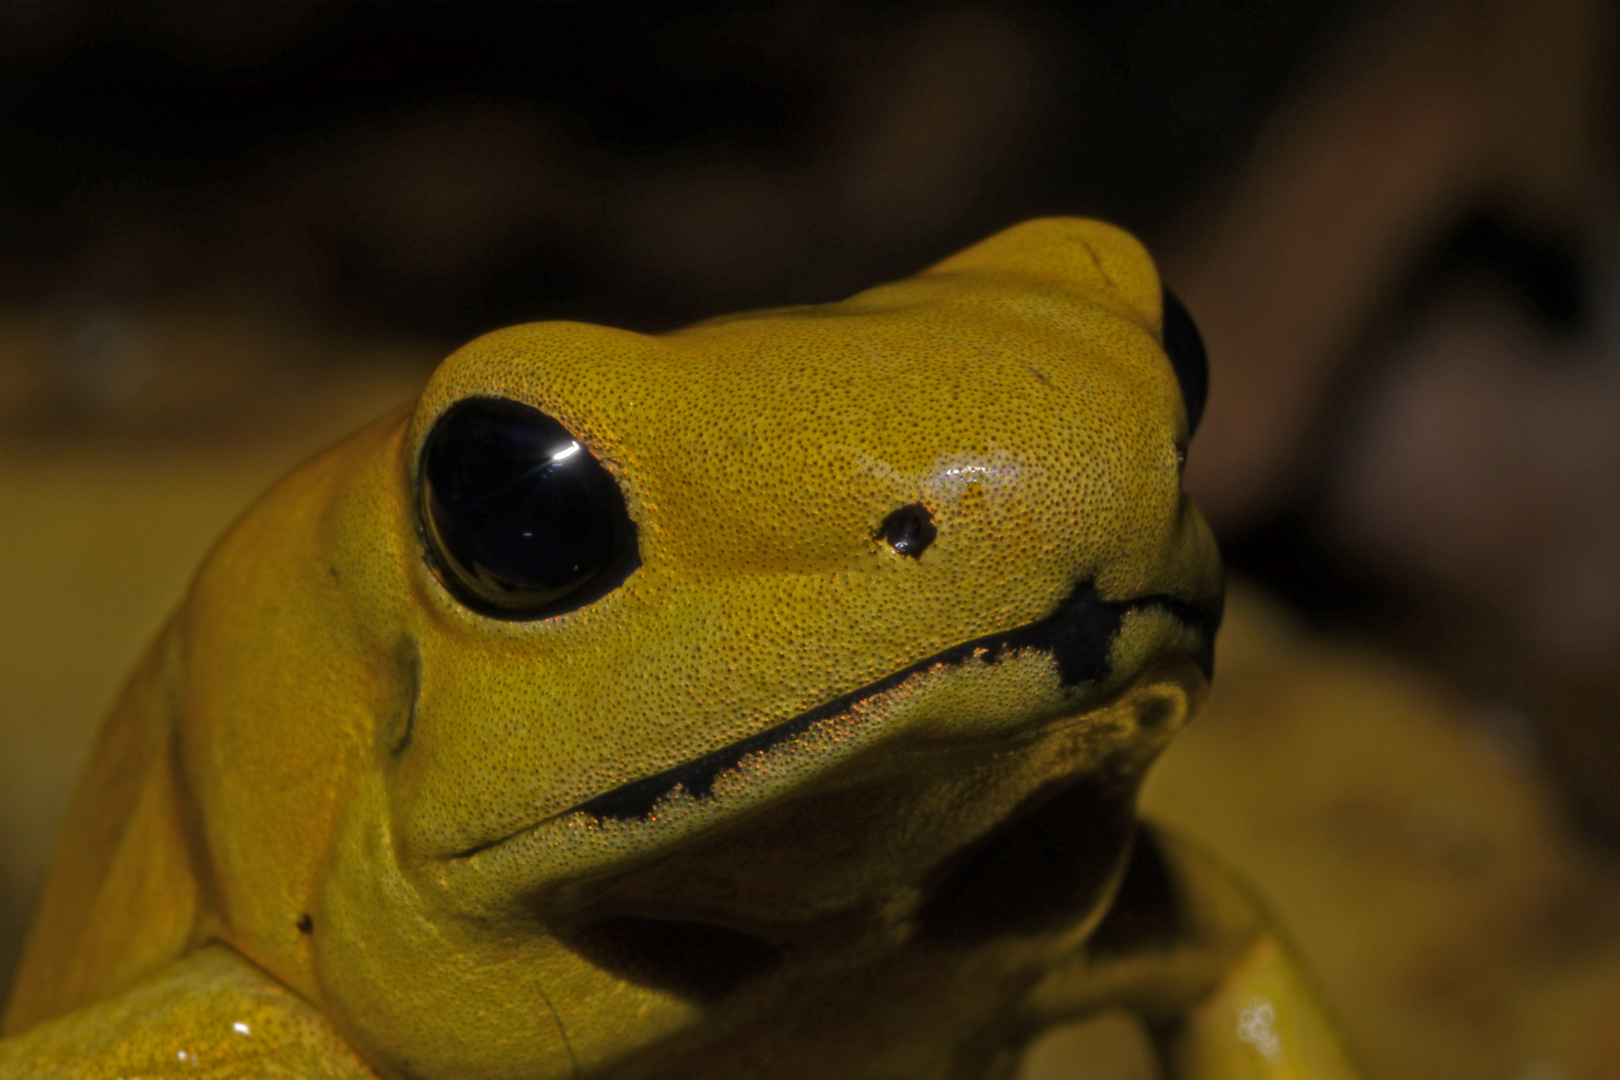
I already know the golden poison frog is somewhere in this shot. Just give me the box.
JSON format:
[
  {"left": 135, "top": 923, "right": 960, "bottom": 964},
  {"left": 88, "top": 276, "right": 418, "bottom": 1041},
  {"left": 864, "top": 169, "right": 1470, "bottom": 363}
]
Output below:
[{"left": 0, "top": 219, "right": 1360, "bottom": 1079}]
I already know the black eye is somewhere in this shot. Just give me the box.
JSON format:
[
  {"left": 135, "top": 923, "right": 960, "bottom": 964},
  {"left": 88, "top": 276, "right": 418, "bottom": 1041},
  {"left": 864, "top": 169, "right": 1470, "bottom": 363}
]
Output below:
[
  {"left": 1161, "top": 288, "right": 1208, "bottom": 437},
  {"left": 419, "top": 397, "right": 639, "bottom": 619}
]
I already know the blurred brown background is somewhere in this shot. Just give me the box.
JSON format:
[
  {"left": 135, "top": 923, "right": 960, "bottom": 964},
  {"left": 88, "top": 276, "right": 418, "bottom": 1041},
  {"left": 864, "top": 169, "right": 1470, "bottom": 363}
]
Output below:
[{"left": 1, "top": 1, "right": 1618, "bottom": 1077}]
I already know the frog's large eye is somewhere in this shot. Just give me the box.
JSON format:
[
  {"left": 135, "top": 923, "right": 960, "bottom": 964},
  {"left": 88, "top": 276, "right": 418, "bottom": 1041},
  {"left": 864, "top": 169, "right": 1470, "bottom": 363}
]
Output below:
[
  {"left": 1161, "top": 288, "right": 1208, "bottom": 437},
  {"left": 418, "top": 397, "right": 639, "bottom": 619}
]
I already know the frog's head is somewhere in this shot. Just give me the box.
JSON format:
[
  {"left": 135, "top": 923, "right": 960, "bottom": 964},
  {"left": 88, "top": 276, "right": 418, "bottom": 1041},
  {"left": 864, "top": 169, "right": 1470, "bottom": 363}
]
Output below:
[{"left": 168, "top": 219, "right": 1220, "bottom": 1078}]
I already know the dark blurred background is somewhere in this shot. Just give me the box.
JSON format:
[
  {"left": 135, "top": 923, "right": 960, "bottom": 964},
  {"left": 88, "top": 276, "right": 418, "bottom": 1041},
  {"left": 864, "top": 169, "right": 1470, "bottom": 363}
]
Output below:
[
  {"left": 3, "top": 1, "right": 1619, "bottom": 1077},
  {"left": 0, "top": 0, "right": 1354, "bottom": 340}
]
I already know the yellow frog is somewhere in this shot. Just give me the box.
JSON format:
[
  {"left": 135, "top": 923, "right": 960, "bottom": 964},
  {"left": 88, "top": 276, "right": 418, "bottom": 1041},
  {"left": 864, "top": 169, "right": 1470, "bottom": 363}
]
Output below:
[{"left": 0, "top": 219, "right": 1359, "bottom": 1079}]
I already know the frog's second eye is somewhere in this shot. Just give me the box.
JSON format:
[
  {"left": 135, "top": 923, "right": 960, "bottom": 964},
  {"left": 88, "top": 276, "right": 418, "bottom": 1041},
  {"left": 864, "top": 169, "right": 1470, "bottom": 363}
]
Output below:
[
  {"left": 418, "top": 397, "right": 639, "bottom": 619},
  {"left": 1161, "top": 288, "right": 1208, "bottom": 437}
]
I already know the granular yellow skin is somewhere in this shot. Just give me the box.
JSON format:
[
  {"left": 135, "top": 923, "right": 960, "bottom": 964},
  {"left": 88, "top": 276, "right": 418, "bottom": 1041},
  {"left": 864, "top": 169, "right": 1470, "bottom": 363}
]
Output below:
[{"left": 0, "top": 219, "right": 1359, "bottom": 1079}]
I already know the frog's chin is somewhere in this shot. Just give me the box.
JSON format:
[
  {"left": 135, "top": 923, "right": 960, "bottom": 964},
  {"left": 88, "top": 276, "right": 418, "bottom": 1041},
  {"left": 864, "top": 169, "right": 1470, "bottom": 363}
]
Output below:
[{"left": 435, "top": 581, "right": 1215, "bottom": 907}]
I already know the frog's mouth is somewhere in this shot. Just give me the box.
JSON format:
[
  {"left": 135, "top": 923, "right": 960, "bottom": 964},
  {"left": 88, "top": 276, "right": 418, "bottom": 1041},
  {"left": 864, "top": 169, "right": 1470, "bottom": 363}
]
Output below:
[
  {"left": 429, "top": 579, "right": 1217, "bottom": 1008},
  {"left": 442, "top": 576, "right": 1218, "bottom": 916},
  {"left": 564, "top": 579, "right": 1218, "bottom": 825}
]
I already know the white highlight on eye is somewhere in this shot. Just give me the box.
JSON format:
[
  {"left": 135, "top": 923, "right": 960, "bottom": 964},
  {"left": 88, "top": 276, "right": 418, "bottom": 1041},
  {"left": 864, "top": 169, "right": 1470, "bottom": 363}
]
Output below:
[
  {"left": 233, "top": 1021, "right": 251, "bottom": 1035},
  {"left": 551, "top": 442, "right": 582, "bottom": 462},
  {"left": 1237, "top": 997, "right": 1281, "bottom": 1059},
  {"left": 176, "top": 1051, "right": 189, "bottom": 1061}
]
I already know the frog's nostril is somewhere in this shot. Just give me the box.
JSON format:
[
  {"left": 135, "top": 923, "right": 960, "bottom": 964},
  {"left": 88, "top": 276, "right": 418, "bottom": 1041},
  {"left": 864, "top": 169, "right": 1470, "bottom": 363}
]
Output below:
[{"left": 877, "top": 503, "right": 936, "bottom": 557}]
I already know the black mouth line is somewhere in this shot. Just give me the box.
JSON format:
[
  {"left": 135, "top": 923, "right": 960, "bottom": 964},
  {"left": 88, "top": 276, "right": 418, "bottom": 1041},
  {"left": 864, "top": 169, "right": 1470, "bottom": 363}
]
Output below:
[
  {"left": 449, "top": 580, "right": 1218, "bottom": 859},
  {"left": 555, "top": 580, "right": 1217, "bottom": 827}
]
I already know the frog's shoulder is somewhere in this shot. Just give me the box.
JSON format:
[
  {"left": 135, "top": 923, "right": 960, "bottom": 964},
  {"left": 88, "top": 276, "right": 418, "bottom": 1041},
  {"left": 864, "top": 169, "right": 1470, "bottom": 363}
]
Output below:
[{"left": 0, "top": 946, "right": 375, "bottom": 1079}]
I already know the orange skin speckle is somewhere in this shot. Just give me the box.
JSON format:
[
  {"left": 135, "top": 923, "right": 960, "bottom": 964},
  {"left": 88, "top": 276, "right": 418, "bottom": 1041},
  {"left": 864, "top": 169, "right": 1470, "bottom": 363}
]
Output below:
[{"left": 0, "top": 220, "right": 1358, "bottom": 1079}]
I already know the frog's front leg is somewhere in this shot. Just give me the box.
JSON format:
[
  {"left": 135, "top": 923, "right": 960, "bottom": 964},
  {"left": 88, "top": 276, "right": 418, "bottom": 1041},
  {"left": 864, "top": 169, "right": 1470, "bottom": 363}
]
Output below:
[
  {"left": 1157, "top": 933, "right": 1360, "bottom": 1079},
  {"left": 0, "top": 946, "right": 376, "bottom": 1079},
  {"left": 1022, "top": 824, "right": 1362, "bottom": 1079}
]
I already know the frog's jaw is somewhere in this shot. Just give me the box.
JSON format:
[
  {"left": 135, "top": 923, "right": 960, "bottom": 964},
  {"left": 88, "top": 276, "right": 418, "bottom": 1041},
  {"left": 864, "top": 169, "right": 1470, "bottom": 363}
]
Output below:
[
  {"left": 392, "top": 651, "right": 1199, "bottom": 1080},
  {"left": 420, "top": 612, "right": 1212, "bottom": 1029},
  {"left": 313, "top": 628, "right": 1206, "bottom": 1080},
  {"left": 546, "top": 722, "right": 1152, "bottom": 951},
  {"left": 432, "top": 581, "right": 1212, "bottom": 905}
]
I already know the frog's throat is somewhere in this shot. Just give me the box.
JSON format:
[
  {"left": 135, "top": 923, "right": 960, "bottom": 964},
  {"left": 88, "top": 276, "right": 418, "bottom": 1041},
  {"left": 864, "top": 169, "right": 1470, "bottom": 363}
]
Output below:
[{"left": 569, "top": 580, "right": 1219, "bottom": 825}]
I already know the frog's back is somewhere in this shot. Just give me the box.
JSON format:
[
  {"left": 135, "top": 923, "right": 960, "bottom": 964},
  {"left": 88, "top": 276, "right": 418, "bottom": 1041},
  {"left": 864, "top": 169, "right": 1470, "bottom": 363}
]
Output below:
[{"left": 3, "top": 412, "right": 406, "bottom": 1036}]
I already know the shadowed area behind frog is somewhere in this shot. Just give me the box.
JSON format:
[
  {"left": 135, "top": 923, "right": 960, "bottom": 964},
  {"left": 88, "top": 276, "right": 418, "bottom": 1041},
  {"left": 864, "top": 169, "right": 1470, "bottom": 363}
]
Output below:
[{"left": 0, "top": 218, "right": 1359, "bottom": 1080}]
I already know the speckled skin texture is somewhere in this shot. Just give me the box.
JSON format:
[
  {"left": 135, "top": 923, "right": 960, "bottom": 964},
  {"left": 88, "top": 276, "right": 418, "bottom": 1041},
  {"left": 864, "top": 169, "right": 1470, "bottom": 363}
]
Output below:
[{"left": 0, "top": 219, "right": 1359, "bottom": 1078}]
